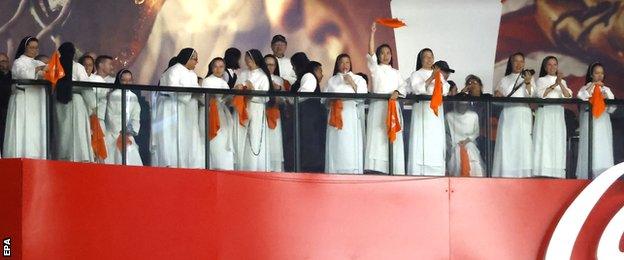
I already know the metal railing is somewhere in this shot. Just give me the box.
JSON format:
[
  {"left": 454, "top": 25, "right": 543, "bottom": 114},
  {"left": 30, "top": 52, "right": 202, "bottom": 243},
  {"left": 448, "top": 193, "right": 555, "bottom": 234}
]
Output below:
[{"left": 12, "top": 79, "right": 624, "bottom": 179}]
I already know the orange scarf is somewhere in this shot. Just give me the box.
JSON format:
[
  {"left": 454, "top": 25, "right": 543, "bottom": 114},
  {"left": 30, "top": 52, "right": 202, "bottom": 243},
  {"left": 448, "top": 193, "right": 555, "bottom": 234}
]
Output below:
[
  {"left": 328, "top": 99, "right": 344, "bottom": 129},
  {"left": 266, "top": 106, "right": 280, "bottom": 129},
  {"left": 232, "top": 95, "right": 248, "bottom": 126},
  {"left": 376, "top": 18, "right": 407, "bottom": 28},
  {"left": 386, "top": 99, "right": 401, "bottom": 143},
  {"left": 115, "top": 133, "right": 133, "bottom": 151},
  {"left": 44, "top": 51, "right": 65, "bottom": 90},
  {"left": 89, "top": 114, "right": 107, "bottom": 160},
  {"left": 589, "top": 84, "right": 606, "bottom": 118},
  {"left": 430, "top": 71, "right": 443, "bottom": 116},
  {"left": 209, "top": 98, "right": 220, "bottom": 140},
  {"left": 459, "top": 143, "right": 471, "bottom": 177}
]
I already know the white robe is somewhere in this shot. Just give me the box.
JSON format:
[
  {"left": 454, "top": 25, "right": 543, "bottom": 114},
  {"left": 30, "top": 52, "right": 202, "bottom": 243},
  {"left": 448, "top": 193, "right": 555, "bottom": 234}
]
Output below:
[
  {"left": 276, "top": 56, "right": 296, "bottom": 85},
  {"left": 103, "top": 89, "right": 143, "bottom": 166},
  {"left": 54, "top": 62, "right": 97, "bottom": 162},
  {"left": 365, "top": 54, "right": 406, "bottom": 174},
  {"left": 152, "top": 63, "right": 204, "bottom": 168},
  {"left": 200, "top": 75, "right": 234, "bottom": 170},
  {"left": 446, "top": 110, "right": 485, "bottom": 177},
  {"left": 267, "top": 74, "right": 285, "bottom": 172},
  {"left": 532, "top": 75, "right": 572, "bottom": 178},
  {"left": 3, "top": 55, "right": 47, "bottom": 159},
  {"left": 89, "top": 74, "right": 114, "bottom": 129},
  {"left": 576, "top": 83, "right": 615, "bottom": 179},
  {"left": 492, "top": 73, "right": 536, "bottom": 178},
  {"left": 324, "top": 72, "right": 367, "bottom": 174},
  {"left": 238, "top": 68, "right": 271, "bottom": 171},
  {"left": 406, "top": 68, "right": 449, "bottom": 176},
  {"left": 231, "top": 70, "right": 249, "bottom": 170}
]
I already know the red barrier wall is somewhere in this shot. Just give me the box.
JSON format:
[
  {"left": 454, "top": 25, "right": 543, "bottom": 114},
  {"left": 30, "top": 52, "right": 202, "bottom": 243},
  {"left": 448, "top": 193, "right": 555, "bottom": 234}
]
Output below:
[{"left": 1, "top": 159, "right": 622, "bottom": 259}]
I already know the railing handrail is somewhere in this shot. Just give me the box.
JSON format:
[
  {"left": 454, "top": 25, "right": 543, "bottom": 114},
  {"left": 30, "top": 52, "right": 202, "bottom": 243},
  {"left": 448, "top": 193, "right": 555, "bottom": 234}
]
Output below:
[{"left": 12, "top": 79, "right": 624, "bottom": 105}]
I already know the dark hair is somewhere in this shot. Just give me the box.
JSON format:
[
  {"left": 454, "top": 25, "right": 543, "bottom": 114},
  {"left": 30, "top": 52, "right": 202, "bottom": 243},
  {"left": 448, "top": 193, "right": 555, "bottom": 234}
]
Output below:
[
  {"left": 356, "top": 72, "right": 368, "bottom": 85},
  {"left": 15, "top": 36, "right": 38, "bottom": 59},
  {"left": 176, "top": 48, "right": 195, "bottom": 65},
  {"left": 78, "top": 55, "right": 95, "bottom": 74},
  {"left": 585, "top": 62, "right": 604, "bottom": 84},
  {"left": 416, "top": 48, "right": 433, "bottom": 71},
  {"left": 332, "top": 53, "right": 352, "bottom": 76},
  {"left": 95, "top": 55, "right": 113, "bottom": 70},
  {"left": 539, "top": 56, "right": 558, "bottom": 77},
  {"left": 264, "top": 54, "right": 280, "bottom": 76},
  {"left": 271, "top": 34, "right": 287, "bottom": 45},
  {"left": 375, "top": 44, "right": 394, "bottom": 67},
  {"left": 56, "top": 42, "right": 76, "bottom": 104},
  {"left": 290, "top": 52, "right": 310, "bottom": 79},
  {"left": 505, "top": 52, "right": 525, "bottom": 76},
  {"left": 224, "top": 48, "right": 241, "bottom": 70},
  {"left": 465, "top": 74, "right": 483, "bottom": 87},
  {"left": 309, "top": 61, "right": 322, "bottom": 93},
  {"left": 114, "top": 69, "right": 132, "bottom": 85},
  {"left": 206, "top": 57, "right": 226, "bottom": 77}
]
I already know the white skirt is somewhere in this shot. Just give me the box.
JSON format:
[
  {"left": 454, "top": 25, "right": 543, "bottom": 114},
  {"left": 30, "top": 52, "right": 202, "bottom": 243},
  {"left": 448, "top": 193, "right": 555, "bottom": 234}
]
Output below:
[
  {"left": 492, "top": 104, "right": 533, "bottom": 178},
  {"left": 364, "top": 100, "right": 405, "bottom": 174}
]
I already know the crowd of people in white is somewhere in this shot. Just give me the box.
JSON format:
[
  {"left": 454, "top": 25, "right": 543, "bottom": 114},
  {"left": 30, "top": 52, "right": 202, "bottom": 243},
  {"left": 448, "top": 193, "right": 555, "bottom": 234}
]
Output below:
[{"left": 0, "top": 22, "right": 617, "bottom": 179}]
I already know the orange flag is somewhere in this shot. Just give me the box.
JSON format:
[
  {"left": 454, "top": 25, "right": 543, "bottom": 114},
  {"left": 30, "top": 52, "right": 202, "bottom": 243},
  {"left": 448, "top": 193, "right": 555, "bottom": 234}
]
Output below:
[
  {"left": 376, "top": 18, "right": 407, "bottom": 28},
  {"left": 209, "top": 98, "right": 220, "bottom": 140},
  {"left": 266, "top": 106, "right": 280, "bottom": 129},
  {"left": 328, "top": 99, "right": 344, "bottom": 129},
  {"left": 386, "top": 99, "right": 401, "bottom": 143},
  {"left": 44, "top": 51, "right": 65, "bottom": 90},
  {"left": 115, "top": 133, "right": 133, "bottom": 151},
  {"left": 459, "top": 143, "right": 471, "bottom": 177},
  {"left": 589, "top": 84, "right": 606, "bottom": 118},
  {"left": 430, "top": 71, "right": 443, "bottom": 116},
  {"left": 232, "top": 95, "right": 248, "bottom": 126},
  {"left": 89, "top": 114, "right": 107, "bottom": 160}
]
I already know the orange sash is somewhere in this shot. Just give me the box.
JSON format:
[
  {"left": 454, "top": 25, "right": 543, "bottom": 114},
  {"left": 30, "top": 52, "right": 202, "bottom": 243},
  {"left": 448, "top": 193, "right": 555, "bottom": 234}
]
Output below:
[
  {"left": 328, "top": 99, "right": 343, "bottom": 129},
  {"left": 89, "top": 114, "right": 107, "bottom": 160},
  {"left": 376, "top": 18, "right": 407, "bottom": 28},
  {"left": 459, "top": 143, "right": 471, "bottom": 177},
  {"left": 430, "top": 71, "right": 443, "bottom": 116},
  {"left": 589, "top": 84, "right": 606, "bottom": 118},
  {"left": 266, "top": 106, "right": 280, "bottom": 129},
  {"left": 232, "top": 95, "right": 248, "bottom": 126},
  {"left": 115, "top": 134, "right": 133, "bottom": 151},
  {"left": 44, "top": 51, "right": 65, "bottom": 90},
  {"left": 209, "top": 98, "right": 220, "bottom": 140},
  {"left": 386, "top": 99, "right": 401, "bottom": 143}
]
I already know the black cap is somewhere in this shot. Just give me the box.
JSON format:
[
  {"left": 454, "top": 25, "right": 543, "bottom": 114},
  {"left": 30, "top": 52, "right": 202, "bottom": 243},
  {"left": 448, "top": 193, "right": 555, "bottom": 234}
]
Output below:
[
  {"left": 433, "top": 60, "right": 455, "bottom": 73},
  {"left": 271, "top": 35, "right": 287, "bottom": 45}
]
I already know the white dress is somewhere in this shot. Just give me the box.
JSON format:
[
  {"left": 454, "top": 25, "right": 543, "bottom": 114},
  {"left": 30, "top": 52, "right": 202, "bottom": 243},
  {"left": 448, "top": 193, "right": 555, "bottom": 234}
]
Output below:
[
  {"left": 576, "top": 83, "right": 615, "bottom": 179},
  {"left": 267, "top": 74, "right": 284, "bottom": 172},
  {"left": 231, "top": 70, "right": 249, "bottom": 170},
  {"left": 324, "top": 72, "right": 367, "bottom": 174},
  {"left": 532, "top": 75, "right": 572, "bottom": 178},
  {"left": 365, "top": 54, "right": 406, "bottom": 174},
  {"left": 239, "top": 68, "right": 271, "bottom": 171},
  {"left": 103, "top": 89, "right": 143, "bottom": 166},
  {"left": 152, "top": 63, "right": 204, "bottom": 168},
  {"left": 406, "top": 68, "right": 449, "bottom": 176},
  {"left": 200, "top": 75, "right": 234, "bottom": 170},
  {"left": 492, "top": 73, "right": 536, "bottom": 178},
  {"left": 446, "top": 110, "right": 485, "bottom": 177},
  {"left": 54, "top": 62, "right": 97, "bottom": 162},
  {"left": 3, "top": 55, "right": 47, "bottom": 159}
]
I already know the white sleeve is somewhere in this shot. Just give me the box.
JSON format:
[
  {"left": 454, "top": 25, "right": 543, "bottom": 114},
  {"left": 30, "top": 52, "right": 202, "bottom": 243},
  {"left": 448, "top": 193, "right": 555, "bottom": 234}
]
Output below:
[
  {"left": 11, "top": 60, "right": 38, "bottom": 80},
  {"left": 535, "top": 78, "right": 548, "bottom": 98},
  {"left": 298, "top": 74, "right": 317, "bottom": 92},
  {"left": 469, "top": 113, "right": 480, "bottom": 142},
  {"left": 577, "top": 84, "right": 590, "bottom": 100},
  {"left": 366, "top": 54, "right": 378, "bottom": 73},
  {"left": 354, "top": 76, "right": 368, "bottom": 94},
  {"left": 409, "top": 72, "right": 427, "bottom": 95},
  {"left": 129, "top": 96, "right": 141, "bottom": 136},
  {"left": 561, "top": 80, "right": 572, "bottom": 99}
]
